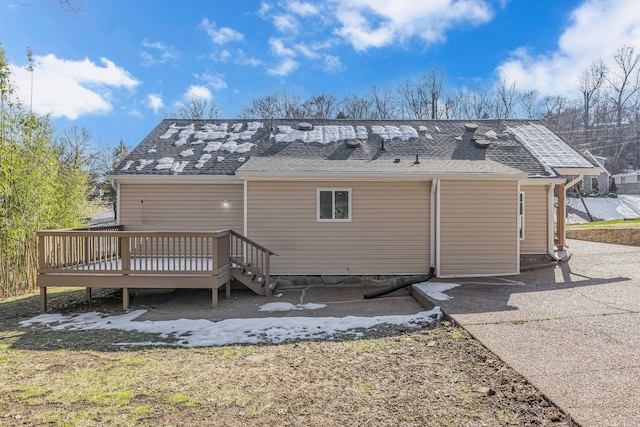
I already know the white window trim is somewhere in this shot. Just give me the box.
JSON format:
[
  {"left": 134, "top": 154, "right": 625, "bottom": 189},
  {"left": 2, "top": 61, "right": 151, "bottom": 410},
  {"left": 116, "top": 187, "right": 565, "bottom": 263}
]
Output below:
[
  {"left": 518, "top": 191, "right": 525, "bottom": 240},
  {"left": 317, "top": 188, "right": 352, "bottom": 222}
]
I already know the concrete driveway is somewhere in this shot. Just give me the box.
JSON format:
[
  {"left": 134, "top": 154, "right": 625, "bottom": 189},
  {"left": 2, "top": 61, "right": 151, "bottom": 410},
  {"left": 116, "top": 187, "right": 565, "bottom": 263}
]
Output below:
[{"left": 422, "top": 239, "right": 640, "bottom": 427}]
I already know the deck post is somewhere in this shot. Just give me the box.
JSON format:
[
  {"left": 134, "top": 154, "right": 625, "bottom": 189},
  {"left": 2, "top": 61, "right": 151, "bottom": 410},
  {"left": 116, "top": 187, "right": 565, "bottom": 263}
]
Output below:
[
  {"left": 264, "top": 255, "right": 272, "bottom": 296},
  {"left": 212, "top": 287, "right": 218, "bottom": 308},
  {"left": 121, "top": 236, "right": 131, "bottom": 271},
  {"left": 85, "top": 287, "right": 92, "bottom": 303},
  {"left": 557, "top": 183, "right": 566, "bottom": 250},
  {"left": 226, "top": 280, "right": 231, "bottom": 299},
  {"left": 122, "top": 288, "right": 129, "bottom": 310},
  {"left": 39, "top": 287, "right": 47, "bottom": 313}
]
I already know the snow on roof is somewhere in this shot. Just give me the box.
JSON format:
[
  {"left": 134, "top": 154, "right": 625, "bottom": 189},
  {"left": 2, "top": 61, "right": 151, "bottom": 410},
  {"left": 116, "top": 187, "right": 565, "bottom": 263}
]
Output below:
[
  {"left": 371, "top": 125, "right": 419, "bottom": 141},
  {"left": 275, "top": 125, "right": 358, "bottom": 144},
  {"left": 114, "top": 119, "right": 570, "bottom": 178},
  {"left": 120, "top": 160, "right": 134, "bottom": 171},
  {"left": 136, "top": 159, "right": 154, "bottom": 171},
  {"left": 19, "top": 307, "right": 442, "bottom": 347},
  {"left": 507, "top": 123, "right": 594, "bottom": 170}
]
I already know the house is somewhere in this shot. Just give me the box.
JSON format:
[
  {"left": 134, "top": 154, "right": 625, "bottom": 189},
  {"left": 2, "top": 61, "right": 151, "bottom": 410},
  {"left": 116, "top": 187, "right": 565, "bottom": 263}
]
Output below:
[
  {"left": 612, "top": 170, "right": 640, "bottom": 194},
  {"left": 581, "top": 150, "right": 610, "bottom": 195},
  {"left": 107, "top": 119, "right": 600, "bottom": 279}
]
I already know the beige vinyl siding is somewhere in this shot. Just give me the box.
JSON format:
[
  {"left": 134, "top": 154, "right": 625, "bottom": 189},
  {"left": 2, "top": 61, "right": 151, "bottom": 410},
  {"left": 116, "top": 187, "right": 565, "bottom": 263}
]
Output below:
[
  {"left": 520, "top": 184, "right": 549, "bottom": 254},
  {"left": 439, "top": 180, "right": 518, "bottom": 276},
  {"left": 247, "top": 181, "right": 430, "bottom": 275},
  {"left": 119, "top": 184, "right": 243, "bottom": 232}
]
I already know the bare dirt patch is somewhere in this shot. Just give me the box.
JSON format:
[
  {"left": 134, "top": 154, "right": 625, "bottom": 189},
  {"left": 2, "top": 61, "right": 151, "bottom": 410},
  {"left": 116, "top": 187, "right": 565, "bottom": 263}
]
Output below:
[{"left": 0, "top": 291, "right": 568, "bottom": 426}]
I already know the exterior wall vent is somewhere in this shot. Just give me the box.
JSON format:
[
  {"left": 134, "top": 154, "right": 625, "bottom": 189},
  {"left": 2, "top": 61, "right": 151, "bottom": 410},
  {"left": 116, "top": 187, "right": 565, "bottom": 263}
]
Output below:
[{"left": 297, "top": 122, "right": 313, "bottom": 131}]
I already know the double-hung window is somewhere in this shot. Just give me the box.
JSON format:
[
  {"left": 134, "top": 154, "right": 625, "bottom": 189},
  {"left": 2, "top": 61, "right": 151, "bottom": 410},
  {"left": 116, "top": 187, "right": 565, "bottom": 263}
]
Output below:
[{"left": 317, "top": 189, "right": 351, "bottom": 222}]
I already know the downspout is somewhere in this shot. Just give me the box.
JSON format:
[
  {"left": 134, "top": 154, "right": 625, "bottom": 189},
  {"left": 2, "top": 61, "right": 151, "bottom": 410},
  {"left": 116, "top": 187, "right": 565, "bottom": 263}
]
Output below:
[
  {"left": 430, "top": 178, "right": 439, "bottom": 273},
  {"left": 435, "top": 178, "right": 441, "bottom": 276},
  {"left": 547, "top": 184, "right": 554, "bottom": 257},
  {"left": 116, "top": 181, "right": 121, "bottom": 224},
  {"left": 243, "top": 180, "right": 248, "bottom": 236},
  {"left": 517, "top": 180, "right": 521, "bottom": 273}
]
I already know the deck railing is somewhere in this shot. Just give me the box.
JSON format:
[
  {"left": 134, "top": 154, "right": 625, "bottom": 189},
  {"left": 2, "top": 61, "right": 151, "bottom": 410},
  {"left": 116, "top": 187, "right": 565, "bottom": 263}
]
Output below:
[
  {"left": 229, "top": 230, "right": 277, "bottom": 293},
  {"left": 37, "top": 228, "right": 230, "bottom": 275},
  {"left": 36, "top": 226, "right": 275, "bottom": 310}
]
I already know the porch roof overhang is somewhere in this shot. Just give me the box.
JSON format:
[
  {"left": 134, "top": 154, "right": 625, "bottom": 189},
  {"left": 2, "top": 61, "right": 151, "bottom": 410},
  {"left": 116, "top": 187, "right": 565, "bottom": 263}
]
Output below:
[{"left": 236, "top": 158, "right": 528, "bottom": 181}]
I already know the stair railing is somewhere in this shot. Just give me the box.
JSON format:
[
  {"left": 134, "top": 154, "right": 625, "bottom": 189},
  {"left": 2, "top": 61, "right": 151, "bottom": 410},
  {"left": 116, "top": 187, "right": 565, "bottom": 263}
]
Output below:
[{"left": 229, "top": 230, "right": 278, "bottom": 295}]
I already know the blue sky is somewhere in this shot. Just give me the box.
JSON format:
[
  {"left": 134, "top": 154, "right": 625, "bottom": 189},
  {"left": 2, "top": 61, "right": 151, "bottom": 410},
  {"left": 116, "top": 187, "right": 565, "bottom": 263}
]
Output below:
[{"left": 1, "top": 0, "right": 639, "bottom": 148}]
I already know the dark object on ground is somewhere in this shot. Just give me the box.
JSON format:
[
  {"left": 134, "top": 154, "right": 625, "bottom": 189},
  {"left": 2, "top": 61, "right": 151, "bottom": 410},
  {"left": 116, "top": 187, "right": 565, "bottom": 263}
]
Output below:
[{"left": 363, "top": 268, "right": 435, "bottom": 299}]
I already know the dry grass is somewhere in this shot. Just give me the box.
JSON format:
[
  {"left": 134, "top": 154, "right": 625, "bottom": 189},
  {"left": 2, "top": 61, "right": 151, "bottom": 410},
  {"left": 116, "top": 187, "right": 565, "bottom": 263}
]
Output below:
[{"left": 0, "top": 290, "right": 566, "bottom": 426}]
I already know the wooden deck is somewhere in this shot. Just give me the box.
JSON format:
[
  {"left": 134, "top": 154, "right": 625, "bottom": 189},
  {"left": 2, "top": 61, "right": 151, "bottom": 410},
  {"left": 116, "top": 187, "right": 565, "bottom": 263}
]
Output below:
[{"left": 36, "top": 226, "right": 275, "bottom": 312}]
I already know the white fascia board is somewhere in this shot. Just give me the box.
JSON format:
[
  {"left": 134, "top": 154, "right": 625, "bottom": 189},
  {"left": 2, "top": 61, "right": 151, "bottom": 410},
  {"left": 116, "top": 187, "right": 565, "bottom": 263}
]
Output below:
[
  {"left": 519, "top": 177, "right": 564, "bottom": 185},
  {"left": 554, "top": 167, "right": 603, "bottom": 176},
  {"left": 235, "top": 171, "right": 527, "bottom": 182},
  {"left": 107, "top": 174, "right": 243, "bottom": 185}
]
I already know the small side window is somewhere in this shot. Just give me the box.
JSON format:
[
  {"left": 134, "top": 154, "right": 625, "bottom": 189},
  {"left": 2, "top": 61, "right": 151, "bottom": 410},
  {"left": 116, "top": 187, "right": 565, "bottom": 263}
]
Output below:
[{"left": 317, "top": 189, "right": 351, "bottom": 222}]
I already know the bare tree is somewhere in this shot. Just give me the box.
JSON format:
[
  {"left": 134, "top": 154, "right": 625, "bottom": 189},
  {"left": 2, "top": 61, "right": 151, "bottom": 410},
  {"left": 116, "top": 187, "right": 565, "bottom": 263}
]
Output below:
[
  {"left": 441, "top": 92, "right": 464, "bottom": 119},
  {"left": 519, "top": 89, "right": 543, "bottom": 119},
  {"left": 55, "top": 125, "right": 95, "bottom": 169},
  {"left": 340, "top": 93, "right": 372, "bottom": 120},
  {"left": 369, "top": 85, "right": 398, "bottom": 119},
  {"left": 240, "top": 90, "right": 302, "bottom": 119},
  {"left": 425, "top": 65, "right": 445, "bottom": 119},
  {"left": 174, "top": 97, "right": 220, "bottom": 120},
  {"left": 301, "top": 92, "right": 337, "bottom": 119},
  {"left": 606, "top": 45, "right": 640, "bottom": 166},
  {"left": 578, "top": 59, "right": 607, "bottom": 136},
  {"left": 493, "top": 78, "right": 518, "bottom": 118},
  {"left": 397, "top": 78, "right": 429, "bottom": 119},
  {"left": 454, "top": 88, "right": 491, "bottom": 119}
]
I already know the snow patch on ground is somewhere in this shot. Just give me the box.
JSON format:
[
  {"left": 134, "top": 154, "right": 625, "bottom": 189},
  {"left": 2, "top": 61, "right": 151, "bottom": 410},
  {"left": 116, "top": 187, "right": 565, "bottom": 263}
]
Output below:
[
  {"left": 414, "top": 282, "right": 460, "bottom": 301},
  {"left": 566, "top": 195, "right": 640, "bottom": 222},
  {"left": 19, "top": 308, "right": 442, "bottom": 347},
  {"left": 258, "top": 302, "right": 327, "bottom": 312}
]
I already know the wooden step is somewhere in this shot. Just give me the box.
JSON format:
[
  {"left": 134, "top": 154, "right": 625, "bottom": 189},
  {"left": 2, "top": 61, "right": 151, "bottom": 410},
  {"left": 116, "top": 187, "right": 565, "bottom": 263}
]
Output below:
[{"left": 231, "top": 268, "right": 266, "bottom": 296}]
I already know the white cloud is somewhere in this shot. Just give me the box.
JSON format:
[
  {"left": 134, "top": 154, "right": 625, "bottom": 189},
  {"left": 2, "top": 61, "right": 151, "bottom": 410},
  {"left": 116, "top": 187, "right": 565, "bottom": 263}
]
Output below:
[
  {"left": 235, "top": 49, "right": 264, "bottom": 66},
  {"left": 141, "top": 38, "right": 178, "bottom": 65},
  {"left": 200, "top": 18, "right": 244, "bottom": 44},
  {"left": 268, "top": 57, "right": 299, "bottom": 76},
  {"left": 147, "top": 93, "right": 164, "bottom": 114},
  {"left": 295, "top": 43, "right": 320, "bottom": 59},
  {"left": 270, "top": 38, "right": 296, "bottom": 57},
  {"left": 288, "top": 1, "right": 319, "bottom": 16},
  {"left": 497, "top": 0, "right": 640, "bottom": 97},
  {"left": 258, "top": 1, "right": 272, "bottom": 18},
  {"left": 184, "top": 85, "right": 213, "bottom": 102},
  {"left": 209, "top": 49, "right": 232, "bottom": 63},
  {"left": 128, "top": 108, "right": 143, "bottom": 118},
  {"left": 196, "top": 72, "right": 228, "bottom": 90},
  {"left": 322, "top": 54, "right": 344, "bottom": 73},
  {"left": 9, "top": 54, "right": 139, "bottom": 120},
  {"left": 274, "top": 14, "right": 298, "bottom": 32},
  {"left": 333, "top": 0, "right": 493, "bottom": 51}
]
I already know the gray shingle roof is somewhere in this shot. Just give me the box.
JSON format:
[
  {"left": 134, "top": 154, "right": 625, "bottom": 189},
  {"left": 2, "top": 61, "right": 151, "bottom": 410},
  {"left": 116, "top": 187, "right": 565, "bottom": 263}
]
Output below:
[{"left": 112, "top": 119, "right": 597, "bottom": 179}]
